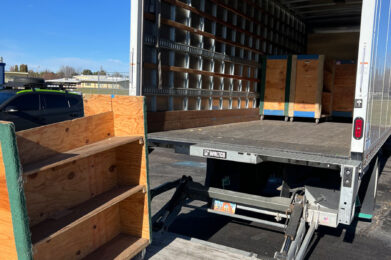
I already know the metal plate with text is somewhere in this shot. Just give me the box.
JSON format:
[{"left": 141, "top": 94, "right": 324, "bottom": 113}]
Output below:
[{"left": 203, "top": 149, "right": 227, "bottom": 159}]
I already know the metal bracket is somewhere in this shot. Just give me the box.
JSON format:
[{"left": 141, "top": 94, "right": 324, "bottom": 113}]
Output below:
[
  {"left": 338, "top": 165, "right": 360, "bottom": 225},
  {"left": 343, "top": 167, "right": 353, "bottom": 187}
]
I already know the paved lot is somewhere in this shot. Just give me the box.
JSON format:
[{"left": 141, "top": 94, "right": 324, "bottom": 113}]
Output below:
[{"left": 146, "top": 147, "right": 391, "bottom": 259}]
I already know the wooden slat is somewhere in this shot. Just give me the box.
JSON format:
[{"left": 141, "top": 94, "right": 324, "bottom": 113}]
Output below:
[
  {"left": 164, "top": 0, "right": 291, "bottom": 51},
  {"left": 144, "top": 13, "right": 264, "bottom": 55},
  {"left": 143, "top": 63, "right": 259, "bottom": 83},
  {"left": 16, "top": 112, "right": 115, "bottom": 165},
  {"left": 241, "top": 0, "right": 301, "bottom": 32},
  {"left": 84, "top": 235, "right": 149, "bottom": 260},
  {"left": 208, "top": 0, "right": 302, "bottom": 47},
  {"left": 22, "top": 136, "right": 143, "bottom": 176},
  {"left": 31, "top": 185, "right": 145, "bottom": 245},
  {"left": 147, "top": 108, "right": 259, "bottom": 132}
]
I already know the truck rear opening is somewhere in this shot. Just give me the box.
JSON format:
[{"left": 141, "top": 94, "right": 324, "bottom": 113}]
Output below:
[
  {"left": 130, "top": 0, "right": 391, "bottom": 259},
  {"left": 136, "top": 0, "right": 368, "bottom": 156}
]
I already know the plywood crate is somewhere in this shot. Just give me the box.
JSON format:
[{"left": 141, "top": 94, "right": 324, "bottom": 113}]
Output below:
[
  {"left": 289, "top": 55, "right": 327, "bottom": 121},
  {"left": 321, "top": 59, "right": 336, "bottom": 116},
  {"left": 260, "top": 55, "right": 297, "bottom": 118},
  {"left": 0, "top": 95, "right": 150, "bottom": 259},
  {"left": 332, "top": 60, "right": 357, "bottom": 117}
]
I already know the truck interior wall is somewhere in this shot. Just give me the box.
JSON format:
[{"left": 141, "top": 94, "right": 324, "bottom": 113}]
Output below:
[
  {"left": 307, "top": 32, "right": 360, "bottom": 60},
  {"left": 143, "top": 0, "right": 307, "bottom": 131}
]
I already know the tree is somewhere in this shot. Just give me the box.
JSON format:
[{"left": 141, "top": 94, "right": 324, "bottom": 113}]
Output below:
[
  {"left": 111, "top": 72, "right": 123, "bottom": 78},
  {"left": 93, "top": 70, "right": 106, "bottom": 76},
  {"left": 28, "top": 70, "right": 40, "bottom": 78},
  {"left": 20, "top": 64, "right": 28, "bottom": 72},
  {"left": 58, "top": 66, "right": 77, "bottom": 78},
  {"left": 82, "top": 69, "right": 93, "bottom": 75},
  {"left": 40, "top": 70, "right": 59, "bottom": 80},
  {"left": 10, "top": 65, "right": 19, "bottom": 72}
]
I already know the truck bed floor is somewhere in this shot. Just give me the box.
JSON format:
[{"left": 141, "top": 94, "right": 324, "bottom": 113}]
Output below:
[{"left": 149, "top": 120, "right": 352, "bottom": 159}]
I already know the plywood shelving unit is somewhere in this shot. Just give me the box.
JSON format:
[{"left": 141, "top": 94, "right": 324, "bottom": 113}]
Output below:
[{"left": 0, "top": 95, "right": 150, "bottom": 260}]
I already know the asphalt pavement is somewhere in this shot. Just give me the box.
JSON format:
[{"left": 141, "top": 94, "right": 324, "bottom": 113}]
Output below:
[{"left": 147, "top": 147, "right": 391, "bottom": 259}]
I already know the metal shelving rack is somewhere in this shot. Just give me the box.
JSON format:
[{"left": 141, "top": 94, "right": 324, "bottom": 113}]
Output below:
[{"left": 143, "top": 0, "right": 306, "bottom": 112}]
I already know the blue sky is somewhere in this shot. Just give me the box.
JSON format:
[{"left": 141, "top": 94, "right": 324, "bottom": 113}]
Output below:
[{"left": 1, "top": 0, "right": 130, "bottom": 73}]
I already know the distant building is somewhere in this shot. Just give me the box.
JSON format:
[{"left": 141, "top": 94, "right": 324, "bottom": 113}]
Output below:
[
  {"left": 5, "top": 72, "right": 29, "bottom": 83},
  {"left": 0, "top": 57, "right": 5, "bottom": 86},
  {"left": 45, "top": 78, "right": 81, "bottom": 85},
  {"left": 46, "top": 75, "right": 128, "bottom": 89},
  {"left": 73, "top": 75, "right": 128, "bottom": 89}
]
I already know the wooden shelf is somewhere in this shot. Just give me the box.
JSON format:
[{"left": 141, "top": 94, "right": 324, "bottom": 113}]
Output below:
[
  {"left": 83, "top": 234, "right": 149, "bottom": 260},
  {"left": 31, "top": 185, "right": 145, "bottom": 245},
  {"left": 23, "top": 136, "right": 143, "bottom": 175}
]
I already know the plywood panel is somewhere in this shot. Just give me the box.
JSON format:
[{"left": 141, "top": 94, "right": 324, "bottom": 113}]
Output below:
[
  {"left": 24, "top": 150, "right": 118, "bottom": 226},
  {"left": 111, "top": 96, "right": 145, "bottom": 137},
  {"left": 333, "top": 62, "right": 357, "bottom": 114},
  {"left": 0, "top": 144, "right": 17, "bottom": 259},
  {"left": 116, "top": 143, "right": 146, "bottom": 187},
  {"left": 83, "top": 95, "right": 112, "bottom": 117},
  {"left": 292, "top": 56, "right": 324, "bottom": 118},
  {"left": 83, "top": 95, "right": 146, "bottom": 137},
  {"left": 33, "top": 205, "right": 121, "bottom": 260},
  {"left": 263, "top": 59, "right": 287, "bottom": 113},
  {"left": 17, "top": 112, "right": 114, "bottom": 165},
  {"left": 120, "top": 192, "right": 149, "bottom": 239}
]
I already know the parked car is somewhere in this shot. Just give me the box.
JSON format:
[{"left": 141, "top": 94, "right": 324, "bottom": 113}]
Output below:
[{"left": 0, "top": 89, "right": 84, "bottom": 131}]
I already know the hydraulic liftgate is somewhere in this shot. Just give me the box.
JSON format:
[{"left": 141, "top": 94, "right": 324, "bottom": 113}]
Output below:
[
  {"left": 151, "top": 176, "right": 324, "bottom": 260},
  {"left": 149, "top": 136, "right": 382, "bottom": 259}
]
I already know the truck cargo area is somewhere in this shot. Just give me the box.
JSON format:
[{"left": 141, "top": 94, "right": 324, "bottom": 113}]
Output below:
[
  {"left": 131, "top": 0, "right": 391, "bottom": 258},
  {"left": 141, "top": 0, "right": 367, "bottom": 166}
]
